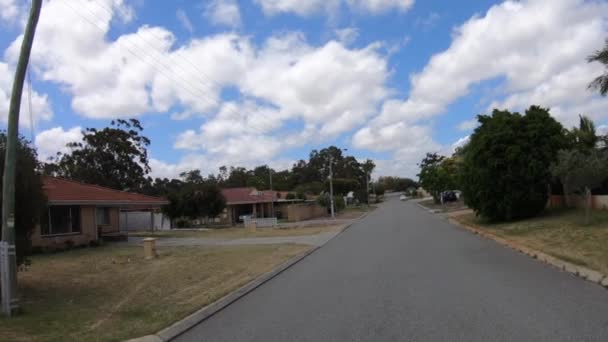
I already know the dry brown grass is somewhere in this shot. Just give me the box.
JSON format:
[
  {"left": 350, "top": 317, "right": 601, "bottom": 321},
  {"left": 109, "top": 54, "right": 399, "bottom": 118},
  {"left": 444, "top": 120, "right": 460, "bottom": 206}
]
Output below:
[
  {"left": 129, "top": 225, "right": 345, "bottom": 239},
  {"left": 0, "top": 244, "right": 309, "bottom": 342},
  {"left": 454, "top": 209, "right": 608, "bottom": 274}
]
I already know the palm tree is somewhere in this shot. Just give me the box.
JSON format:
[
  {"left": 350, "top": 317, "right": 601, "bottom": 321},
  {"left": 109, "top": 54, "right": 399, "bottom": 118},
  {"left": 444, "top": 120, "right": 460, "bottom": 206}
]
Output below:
[
  {"left": 570, "top": 115, "right": 598, "bottom": 150},
  {"left": 588, "top": 39, "right": 608, "bottom": 95}
]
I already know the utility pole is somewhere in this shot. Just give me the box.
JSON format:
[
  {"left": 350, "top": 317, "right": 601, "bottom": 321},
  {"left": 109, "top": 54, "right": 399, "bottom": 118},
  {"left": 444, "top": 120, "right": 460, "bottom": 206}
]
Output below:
[
  {"left": 366, "top": 172, "right": 370, "bottom": 205},
  {"left": 2, "top": 0, "right": 42, "bottom": 317},
  {"left": 329, "top": 157, "right": 335, "bottom": 219},
  {"left": 269, "top": 168, "right": 274, "bottom": 217}
]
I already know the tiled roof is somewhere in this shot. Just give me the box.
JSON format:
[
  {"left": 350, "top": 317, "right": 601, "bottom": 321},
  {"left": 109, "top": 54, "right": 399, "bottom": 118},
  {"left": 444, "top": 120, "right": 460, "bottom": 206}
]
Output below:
[
  {"left": 221, "top": 187, "right": 276, "bottom": 204},
  {"left": 43, "top": 176, "right": 168, "bottom": 206}
]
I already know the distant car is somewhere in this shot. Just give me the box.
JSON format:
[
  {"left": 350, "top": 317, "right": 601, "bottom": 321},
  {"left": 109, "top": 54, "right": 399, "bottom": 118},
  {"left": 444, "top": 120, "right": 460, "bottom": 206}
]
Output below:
[{"left": 400, "top": 195, "right": 408, "bottom": 201}]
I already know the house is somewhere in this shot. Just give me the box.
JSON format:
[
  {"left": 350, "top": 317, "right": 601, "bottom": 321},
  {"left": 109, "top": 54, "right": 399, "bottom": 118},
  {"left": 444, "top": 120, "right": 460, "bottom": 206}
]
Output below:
[
  {"left": 34, "top": 177, "right": 168, "bottom": 249},
  {"left": 217, "top": 188, "right": 307, "bottom": 225}
]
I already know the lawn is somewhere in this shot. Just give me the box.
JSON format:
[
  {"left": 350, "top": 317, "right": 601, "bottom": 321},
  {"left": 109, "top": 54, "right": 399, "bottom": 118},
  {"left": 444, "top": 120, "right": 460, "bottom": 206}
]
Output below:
[
  {"left": 337, "top": 205, "right": 377, "bottom": 219},
  {"left": 453, "top": 209, "right": 608, "bottom": 274},
  {"left": 129, "top": 224, "right": 345, "bottom": 239},
  {"left": 419, "top": 199, "right": 467, "bottom": 212},
  {"left": 0, "top": 244, "right": 309, "bottom": 342}
]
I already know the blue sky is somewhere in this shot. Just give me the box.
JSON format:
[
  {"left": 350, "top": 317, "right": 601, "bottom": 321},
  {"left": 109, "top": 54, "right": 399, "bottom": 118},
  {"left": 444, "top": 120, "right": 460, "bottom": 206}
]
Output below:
[{"left": 1, "top": 0, "right": 607, "bottom": 179}]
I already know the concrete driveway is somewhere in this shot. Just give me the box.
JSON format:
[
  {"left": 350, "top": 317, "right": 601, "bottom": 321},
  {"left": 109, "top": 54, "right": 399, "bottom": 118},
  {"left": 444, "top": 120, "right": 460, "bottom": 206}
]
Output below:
[{"left": 174, "top": 196, "right": 608, "bottom": 342}]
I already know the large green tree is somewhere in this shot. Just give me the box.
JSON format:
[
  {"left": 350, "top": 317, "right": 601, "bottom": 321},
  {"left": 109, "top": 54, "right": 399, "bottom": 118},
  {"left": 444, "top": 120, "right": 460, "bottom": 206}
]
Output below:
[
  {"left": 48, "top": 119, "right": 151, "bottom": 191},
  {"left": 461, "top": 106, "right": 568, "bottom": 221},
  {"left": 0, "top": 134, "right": 47, "bottom": 263}
]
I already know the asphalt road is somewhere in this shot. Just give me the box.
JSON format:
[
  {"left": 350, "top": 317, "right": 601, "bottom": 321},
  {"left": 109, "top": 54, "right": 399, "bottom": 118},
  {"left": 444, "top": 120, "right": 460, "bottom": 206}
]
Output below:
[{"left": 175, "top": 196, "right": 608, "bottom": 342}]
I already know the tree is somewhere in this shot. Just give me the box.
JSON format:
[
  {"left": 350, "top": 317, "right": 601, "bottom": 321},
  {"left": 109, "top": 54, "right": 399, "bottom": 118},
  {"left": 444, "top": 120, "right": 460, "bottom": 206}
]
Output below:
[
  {"left": 164, "top": 183, "right": 226, "bottom": 224},
  {"left": 179, "top": 170, "right": 205, "bottom": 184},
  {"left": 377, "top": 176, "right": 418, "bottom": 191},
  {"left": 588, "top": 39, "right": 608, "bottom": 96},
  {"left": 551, "top": 149, "right": 608, "bottom": 224},
  {"left": 0, "top": 134, "right": 46, "bottom": 263},
  {"left": 461, "top": 106, "right": 568, "bottom": 221},
  {"left": 325, "top": 178, "right": 360, "bottom": 196},
  {"left": 48, "top": 119, "right": 151, "bottom": 191},
  {"left": 374, "top": 183, "right": 386, "bottom": 196},
  {"left": 569, "top": 115, "right": 598, "bottom": 150},
  {"left": 417, "top": 153, "right": 457, "bottom": 203}
]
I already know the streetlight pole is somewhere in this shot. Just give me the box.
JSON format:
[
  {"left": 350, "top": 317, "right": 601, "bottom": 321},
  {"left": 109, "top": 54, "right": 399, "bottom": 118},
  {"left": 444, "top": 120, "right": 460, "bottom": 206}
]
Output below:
[
  {"left": 329, "top": 157, "right": 335, "bottom": 219},
  {"left": 2, "top": 0, "right": 42, "bottom": 316},
  {"left": 366, "top": 171, "right": 370, "bottom": 205},
  {"left": 269, "top": 168, "right": 274, "bottom": 218}
]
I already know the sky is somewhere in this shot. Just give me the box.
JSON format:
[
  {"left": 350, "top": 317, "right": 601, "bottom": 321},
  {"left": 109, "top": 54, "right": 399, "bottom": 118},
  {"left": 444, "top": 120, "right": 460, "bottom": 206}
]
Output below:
[{"left": 1, "top": 0, "right": 608, "bottom": 180}]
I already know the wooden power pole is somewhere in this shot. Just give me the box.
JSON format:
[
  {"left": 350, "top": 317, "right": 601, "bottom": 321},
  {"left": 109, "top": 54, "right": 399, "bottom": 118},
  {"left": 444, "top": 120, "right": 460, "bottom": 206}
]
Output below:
[{"left": 1, "top": 0, "right": 42, "bottom": 316}]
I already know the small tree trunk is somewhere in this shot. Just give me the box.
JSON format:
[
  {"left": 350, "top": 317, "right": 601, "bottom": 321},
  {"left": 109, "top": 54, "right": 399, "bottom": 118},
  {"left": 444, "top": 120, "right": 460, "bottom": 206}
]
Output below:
[{"left": 585, "top": 186, "right": 591, "bottom": 225}]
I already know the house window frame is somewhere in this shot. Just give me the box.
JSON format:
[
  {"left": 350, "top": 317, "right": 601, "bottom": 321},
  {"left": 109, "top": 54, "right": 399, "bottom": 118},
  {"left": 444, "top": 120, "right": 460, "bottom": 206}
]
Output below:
[
  {"left": 96, "top": 207, "right": 111, "bottom": 226},
  {"left": 43, "top": 205, "right": 82, "bottom": 237}
]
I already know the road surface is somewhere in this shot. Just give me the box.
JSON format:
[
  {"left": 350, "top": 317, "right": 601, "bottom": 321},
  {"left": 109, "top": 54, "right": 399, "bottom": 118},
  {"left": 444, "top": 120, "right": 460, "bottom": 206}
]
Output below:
[{"left": 175, "top": 196, "right": 608, "bottom": 342}]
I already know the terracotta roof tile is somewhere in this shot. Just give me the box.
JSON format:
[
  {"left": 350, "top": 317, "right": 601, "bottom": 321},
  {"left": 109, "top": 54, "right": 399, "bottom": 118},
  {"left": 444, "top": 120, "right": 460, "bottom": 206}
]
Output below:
[
  {"left": 43, "top": 176, "right": 168, "bottom": 206},
  {"left": 221, "top": 187, "right": 276, "bottom": 204}
]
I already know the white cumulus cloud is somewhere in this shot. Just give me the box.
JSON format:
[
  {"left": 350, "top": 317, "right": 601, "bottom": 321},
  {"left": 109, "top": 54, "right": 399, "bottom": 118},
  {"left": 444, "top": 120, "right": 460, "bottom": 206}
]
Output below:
[
  {"left": 34, "top": 126, "right": 82, "bottom": 161},
  {"left": 205, "top": 0, "right": 241, "bottom": 28}
]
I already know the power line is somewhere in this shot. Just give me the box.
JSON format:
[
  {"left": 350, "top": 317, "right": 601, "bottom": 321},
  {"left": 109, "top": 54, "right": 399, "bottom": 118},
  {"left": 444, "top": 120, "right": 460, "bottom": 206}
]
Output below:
[
  {"left": 60, "top": 0, "right": 220, "bottom": 107},
  {"left": 89, "top": 0, "right": 231, "bottom": 94},
  {"left": 59, "top": 0, "right": 285, "bottom": 137},
  {"left": 81, "top": 0, "right": 281, "bottom": 133}
]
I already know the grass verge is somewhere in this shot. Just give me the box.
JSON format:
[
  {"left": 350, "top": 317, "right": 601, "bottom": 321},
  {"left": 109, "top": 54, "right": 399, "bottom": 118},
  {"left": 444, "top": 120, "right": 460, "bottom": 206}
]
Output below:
[
  {"left": 419, "top": 199, "right": 467, "bottom": 212},
  {"left": 453, "top": 209, "right": 608, "bottom": 274},
  {"left": 129, "top": 225, "right": 344, "bottom": 239},
  {"left": 0, "top": 244, "right": 309, "bottom": 342}
]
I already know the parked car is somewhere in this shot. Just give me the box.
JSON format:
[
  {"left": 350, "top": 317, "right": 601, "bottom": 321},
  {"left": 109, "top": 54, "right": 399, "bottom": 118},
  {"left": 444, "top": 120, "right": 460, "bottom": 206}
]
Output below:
[
  {"left": 441, "top": 191, "right": 457, "bottom": 202},
  {"left": 400, "top": 194, "right": 408, "bottom": 201}
]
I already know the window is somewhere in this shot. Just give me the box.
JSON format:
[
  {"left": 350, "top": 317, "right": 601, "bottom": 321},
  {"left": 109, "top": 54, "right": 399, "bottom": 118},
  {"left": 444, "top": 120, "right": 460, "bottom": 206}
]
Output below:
[
  {"left": 42, "top": 206, "right": 81, "bottom": 236},
  {"left": 96, "top": 207, "right": 111, "bottom": 225}
]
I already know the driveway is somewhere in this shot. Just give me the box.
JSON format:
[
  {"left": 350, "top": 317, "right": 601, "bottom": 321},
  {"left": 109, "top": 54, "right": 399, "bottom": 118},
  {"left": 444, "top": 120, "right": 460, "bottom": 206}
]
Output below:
[{"left": 174, "top": 196, "right": 608, "bottom": 341}]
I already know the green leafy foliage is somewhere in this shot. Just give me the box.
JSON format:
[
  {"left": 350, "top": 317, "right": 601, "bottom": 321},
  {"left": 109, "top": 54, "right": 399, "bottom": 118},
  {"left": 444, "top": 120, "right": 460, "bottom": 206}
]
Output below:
[
  {"left": 461, "top": 106, "right": 568, "bottom": 221},
  {"left": 317, "top": 193, "right": 345, "bottom": 212},
  {"left": 374, "top": 183, "right": 386, "bottom": 196},
  {"left": 325, "top": 178, "right": 360, "bottom": 196},
  {"left": 47, "top": 119, "right": 151, "bottom": 191},
  {"left": 552, "top": 149, "right": 608, "bottom": 195},
  {"left": 0, "top": 133, "right": 47, "bottom": 263},
  {"left": 417, "top": 153, "right": 459, "bottom": 203},
  {"left": 377, "top": 176, "right": 418, "bottom": 192},
  {"left": 164, "top": 183, "right": 226, "bottom": 221}
]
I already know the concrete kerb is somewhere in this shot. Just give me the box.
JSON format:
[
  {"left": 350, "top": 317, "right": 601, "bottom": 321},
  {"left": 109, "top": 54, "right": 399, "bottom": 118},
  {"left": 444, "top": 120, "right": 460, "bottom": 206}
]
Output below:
[
  {"left": 447, "top": 217, "right": 608, "bottom": 290},
  {"left": 127, "top": 212, "right": 368, "bottom": 342}
]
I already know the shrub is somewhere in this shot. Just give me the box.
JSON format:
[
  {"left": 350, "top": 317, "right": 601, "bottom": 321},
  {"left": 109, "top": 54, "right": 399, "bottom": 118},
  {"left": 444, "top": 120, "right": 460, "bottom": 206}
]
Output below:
[{"left": 461, "top": 106, "right": 568, "bottom": 221}]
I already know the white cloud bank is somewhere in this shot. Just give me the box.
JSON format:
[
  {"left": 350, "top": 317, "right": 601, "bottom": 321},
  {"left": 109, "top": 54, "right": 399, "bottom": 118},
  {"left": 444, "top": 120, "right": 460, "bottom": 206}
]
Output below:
[
  {"left": 361, "top": 0, "right": 608, "bottom": 178},
  {"left": 7, "top": 0, "right": 608, "bottom": 180}
]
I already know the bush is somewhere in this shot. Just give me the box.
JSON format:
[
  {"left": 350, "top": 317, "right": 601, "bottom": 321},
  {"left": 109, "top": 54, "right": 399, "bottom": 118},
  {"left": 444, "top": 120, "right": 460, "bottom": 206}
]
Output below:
[
  {"left": 0, "top": 134, "right": 47, "bottom": 264},
  {"left": 461, "top": 106, "right": 568, "bottom": 221},
  {"left": 285, "top": 193, "right": 296, "bottom": 200},
  {"left": 317, "top": 193, "right": 345, "bottom": 212}
]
